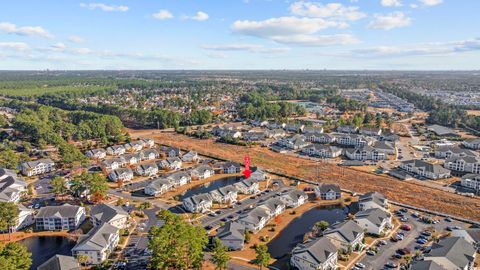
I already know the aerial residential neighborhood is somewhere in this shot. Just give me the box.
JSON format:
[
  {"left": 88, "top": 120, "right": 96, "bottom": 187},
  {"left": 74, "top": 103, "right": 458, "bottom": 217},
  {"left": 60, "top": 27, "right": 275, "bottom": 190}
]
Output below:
[{"left": 0, "top": 0, "right": 480, "bottom": 269}]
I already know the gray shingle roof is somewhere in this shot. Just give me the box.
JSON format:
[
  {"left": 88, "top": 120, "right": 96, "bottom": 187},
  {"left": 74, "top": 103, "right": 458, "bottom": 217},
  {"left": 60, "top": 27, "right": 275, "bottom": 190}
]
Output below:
[
  {"left": 316, "top": 183, "right": 341, "bottom": 194},
  {"left": 36, "top": 204, "right": 84, "bottom": 219},
  {"left": 90, "top": 204, "right": 128, "bottom": 225},
  {"left": 355, "top": 208, "right": 390, "bottom": 227},
  {"left": 72, "top": 222, "right": 119, "bottom": 252},
  {"left": 37, "top": 255, "right": 81, "bottom": 270},
  {"left": 292, "top": 237, "right": 337, "bottom": 264},
  {"left": 217, "top": 221, "right": 245, "bottom": 241},
  {"left": 401, "top": 159, "right": 450, "bottom": 175},
  {"left": 427, "top": 237, "right": 476, "bottom": 269},
  {"left": 323, "top": 220, "right": 364, "bottom": 244}
]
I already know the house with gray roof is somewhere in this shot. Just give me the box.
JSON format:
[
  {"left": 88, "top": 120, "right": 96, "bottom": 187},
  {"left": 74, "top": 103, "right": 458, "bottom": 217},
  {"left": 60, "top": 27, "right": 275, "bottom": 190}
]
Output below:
[
  {"left": 359, "top": 127, "right": 382, "bottom": 137},
  {"left": 355, "top": 208, "right": 392, "bottom": 236},
  {"left": 210, "top": 185, "right": 238, "bottom": 204},
  {"left": 72, "top": 222, "right": 120, "bottom": 265},
  {"left": 284, "top": 123, "right": 305, "bottom": 133},
  {"left": 21, "top": 158, "right": 55, "bottom": 177},
  {"left": 301, "top": 144, "right": 342, "bottom": 158},
  {"left": 216, "top": 162, "right": 241, "bottom": 174},
  {"left": 108, "top": 167, "right": 133, "bottom": 183},
  {"left": 249, "top": 168, "right": 268, "bottom": 181},
  {"left": 290, "top": 237, "right": 338, "bottom": 270},
  {"left": 159, "top": 157, "right": 182, "bottom": 170},
  {"left": 280, "top": 189, "right": 308, "bottom": 208},
  {"left": 85, "top": 148, "right": 106, "bottom": 159},
  {"left": 234, "top": 179, "right": 259, "bottom": 194},
  {"left": 182, "top": 151, "right": 198, "bottom": 162},
  {"left": 420, "top": 237, "right": 476, "bottom": 270},
  {"left": 0, "top": 168, "right": 27, "bottom": 203},
  {"left": 264, "top": 129, "right": 286, "bottom": 139},
  {"left": 190, "top": 164, "right": 214, "bottom": 180},
  {"left": 444, "top": 156, "right": 480, "bottom": 174},
  {"left": 435, "top": 146, "right": 477, "bottom": 159},
  {"left": 358, "top": 191, "right": 388, "bottom": 211},
  {"left": 106, "top": 145, "right": 125, "bottom": 156},
  {"left": 315, "top": 184, "right": 341, "bottom": 200},
  {"left": 399, "top": 159, "right": 451, "bottom": 180},
  {"left": 303, "top": 127, "right": 324, "bottom": 134},
  {"left": 323, "top": 220, "right": 365, "bottom": 252},
  {"left": 144, "top": 178, "right": 173, "bottom": 197},
  {"left": 335, "top": 134, "right": 374, "bottom": 147},
  {"left": 463, "top": 138, "right": 480, "bottom": 150},
  {"left": 238, "top": 207, "right": 270, "bottom": 232},
  {"left": 427, "top": 124, "right": 459, "bottom": 137},
  {"left": 276, "top": 134, "right": 310, "bottom": 150},
  {"left": 258, "top": 197, "right": 286, "bottom": 217},
  {"left": 141, "top": 149, "right": 160, "bottom": 161},
  {"left": 37, "top": 255, "right": 81, "bottom": 270},
  {"left": 121, "top": 152, "right": 142, "bottom": 165},
  {"left": 242, "top": 132, "right": 265, "bottom": 142},
  {"left": 136, "top": 162, "right": 158, "bottom": 177},
  {"left": 90, "top": 203, "right": 129, "bottom": 229},
  {"left": 124, "top": 140, "right": 145, "bottom": 152},
  {"left": 167, "top": 171, "right": 191, "bottom": 187},
  {"left": 305, "top": 133, "right": 336, "bottom": 144},
  {"left": 373, "top": 141, "right": 396, "bottom": 155},
  {"left": 101, "top": 157, "right": 125, "bottom": 171},
  {"left": 451, "top": 228, "right": 480, "bottom": 250},
  {"left": 337, "top": 125, "right": 358, "bottom": 134},
  {"left": 461, "top": 174, "right": 480, "bottom": 192},
  {"left": 345, "top": 145, "right": 388, "bottom": 161},
  {"left": 217, "top": 222, "right": 245, "bottom": 251},
  {"left": 410, "top": 260, "right": 446, "bottom": 270},
  {"left": 182, "top": 193, "right": 213, "bottom": 213},
  {"left": 35, "top": 204, "right": 86, "bottom": 231}
]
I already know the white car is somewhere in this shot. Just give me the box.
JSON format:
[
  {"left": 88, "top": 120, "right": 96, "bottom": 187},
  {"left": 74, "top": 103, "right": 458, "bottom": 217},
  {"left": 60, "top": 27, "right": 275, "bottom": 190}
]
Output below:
[{"left": 355, "top": 263, "right": 366, "bottom": 269}]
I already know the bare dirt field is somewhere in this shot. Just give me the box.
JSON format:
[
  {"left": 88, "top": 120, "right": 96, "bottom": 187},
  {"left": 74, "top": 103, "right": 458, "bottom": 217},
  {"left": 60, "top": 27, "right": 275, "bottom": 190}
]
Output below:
[{"left": 129, "top": 129, "right": 480, "bottom": 221}]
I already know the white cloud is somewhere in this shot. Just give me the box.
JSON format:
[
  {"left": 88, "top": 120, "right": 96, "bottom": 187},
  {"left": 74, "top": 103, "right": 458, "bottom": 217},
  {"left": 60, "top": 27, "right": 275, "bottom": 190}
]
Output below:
[
  {"left": 420, "top": 0, "right": 443, "bottom": 6},
  {"left": 182, "top": 11, "right": 209, "bottom": 21},
  {"left": 410, "top": 4, "right": 419, "bottom": 8},
  {"left": 68, "top": 35, "right": 85, "bottom": 43},
  {"left": 289, "top": 1, "right": 366, "bottom": 21},
  {"left": 231, "top": 16, "right": 357, "bottom": 46},
  {"left": 50, "top": 42, "right": 66, "bottom": 51},
  {"left": 381, "top": 0, "right": 402, "bottom": 7},
  {"left": 152, "top": 10, "right": 174, "bottom": 20},
  {"left": 368, "top": 12, "right": 411, "bottom": 30},
  {"left": 349, "top": 38, "right": 480, "bottom": 57},
  {"left": 80, "top": 3, "right": 129, "bottom": 12},
  {"left": 0, "top": 22, "right": 53, "bottom": 39},
  {"left": 202, "top": 43, "right": 290, "bottom": 53},
  {"left": 0, "top": 42, "right": 29, "bottom": 51},
  {"left": 191, "top": 11, "right": 209, "bottom": 21}
]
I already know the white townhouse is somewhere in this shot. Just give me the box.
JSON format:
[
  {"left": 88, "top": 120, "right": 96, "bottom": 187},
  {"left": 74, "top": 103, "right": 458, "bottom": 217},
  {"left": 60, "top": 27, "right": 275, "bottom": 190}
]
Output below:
[
  {"left": 284, "top": 123, "right": 305, "bottom": 133},
  {"left": 280, "top": 189, "right": 308, "bottom": 208},
  {"left": 290, "top": 237, "right": 338, "bottom": 270},
  {"left": 159, "top": 157, "right": 182, "bottom": 170},
  {"left": 122, "top": 153, "right": 142, "bottom": 166},
  {"left": 35, "top": 204, "right": 86, "bottom": 231},
  {"left": 258, "top": 197, "right": 286, "bottom": 218},
  {"left": 217, "top": 222, "right": 245, "bottom": 251},
  {"left": 461, "top": 174, "right": 480, "bottom": 192},
  {"left": 21, "top": 158, "right": 55, "bottom": 177},
  {"left": 264, "top": 129, "right": 286, "bottom": 139},
  {"left": 249, "top": 168, "right": 268, "bottom": 181},
  {"left": 358, "top": 192, "right": 388, "bottom": 211},
  {"left": 463, "top": 138, "right": 480, "bottom": 150},
  {"left": 106, "top": 145, "right": 126, "bottom": 156},
  {"left": 435, "top": 146, "right": 477, "bottom": 159},
  {"left": 337, "top": 125, "right": 358, "bottom": 134},
  {"left": 136, "top": 162, "right": 159, "bottom": 177},
  {"left": 217, "top": 162, "right": 241, "bottom": 174},
  {"left": 164, "top": 147, "right": 181, "bottom": 158},
  {"left": 359, "top": 127, "right": 382, "bottom": 137},
  {"left": 238, "top": 207, "right": 270, "bottom": 232},
  {"left": 144, "top": 178, "right": 173, "bottom": 197},
  {"left": 141, "top": 149, "right": 160, "bottom": 161},
  {"left": 167, "top": 171, "right": 191, "bottom": 187},
  {"left": 301, "top": 144, "right": 342, "bottom": 158},
  {"left": 14, "top": 205, "right": 34, "bottom": 232},
  {"left": 444, "top": 156, "right": 480, "bottom": 174},
  {"left": 0, "top": 168, "right": 27, "bottom": 203},
  {"left": 276, "top": 134, "right": 310, "bottom": 150},
  {"left": 190, "top": 165, "right": 215, "bottom": 180},
  {"left": 85, "top": 148, "right": 107, "bottom": 159},
  {"left": 345, "top": 145, "right": 387, "bottom": 161},
  {"left": 315, "top": 184, "right": 341, "bottom": 200},
  {"left": 210, "top": 185, "right": 238, "bottom": 204},
  {"left": 124, "top": 140, "right": 144, "bottom": 152},
  {"left": 101, "top": 157, "right": 125, "bottom": 171},
  {"left": 234, "top": 179, "right": 260, "bottom": 194},
  {"left": 323, "top": 220, "right": 365, "bottom": 253},
  {"left": 305, "top": 133, "right": 336, "bottom": 144},
  {"left": 399, "top": 159, "right": 451, "bottom": 180},
  {"left": 335, "top": 134, "right": 374, "bottom": 147},
  {"left": 140, "top": 138, "right": 155, "bottom": 148},
  {"left": 90, "top": 203, "right": 129, "bottom": 229},
  {"left": 303, "top": 127, "right": 324, "bottom": 134},
  {"left": 72, "top": 223, "right": 120, "bottom": 265},
  {"left": 355, "top": 208, "right": 393, "bottom": 236},
  {"left": 108, "top": 168, "right": 134, "bottom": 183},
  {"left": 182, "top": 193, "right": 213, "bottom": 213},
  {"left": 182, "top": 151, "right": 198, "bottom": 162}
]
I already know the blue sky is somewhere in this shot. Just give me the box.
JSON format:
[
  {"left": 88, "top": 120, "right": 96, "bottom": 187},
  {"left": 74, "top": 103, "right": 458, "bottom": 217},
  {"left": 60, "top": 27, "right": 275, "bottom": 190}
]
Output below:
[{"left": 0, "top": 0, "right": 479, "bottom": 70}]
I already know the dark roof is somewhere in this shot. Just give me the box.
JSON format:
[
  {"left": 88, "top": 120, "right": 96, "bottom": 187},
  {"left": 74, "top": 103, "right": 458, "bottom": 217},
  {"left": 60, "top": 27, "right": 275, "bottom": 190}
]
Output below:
[
  {"left": 37, "top": 255, "right": 80, "bottom": 270},
  {"left": 401, "top": 159, "right": 450, "bottom": 175},
  {"left": 91, "top": 203, "right": 128, "bottom": 224},
  {"left": 427, "top": 125, "right": 458, "bottom": 136},
  {"left": 316, "top": 183, "right": 341, "bottom": 194},
  {"left": 217, "top": 221, "right": 245, "bottom": 241}
]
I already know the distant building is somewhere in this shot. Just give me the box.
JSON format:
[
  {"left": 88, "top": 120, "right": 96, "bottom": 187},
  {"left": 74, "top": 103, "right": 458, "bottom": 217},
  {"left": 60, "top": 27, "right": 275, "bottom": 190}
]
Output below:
[
  {"left": 35, "top": 204, "right": 86, "bottom": 231},
  {"left": 345, "top": 145, "right": 387, "bottom": 161},
  {"left": 182, "top": 151, "right": 198, "bottom": 162},
  {"left": 21, "top": 158, "right": 55, "bottom": 177},
  {"left": 435, "top": 146, "right": 477, "bottom": 159},
  {"left": 399, "top": 159, "right": 451, "bottom": 180},
  {"left": 337, "top": 125, "right": 358, "bottom": 134},
  {"left": 315, "top": 184, "right": 341, "bottom": 200},
  {"left": 106, "top": 145, "right": 125, "bottom": 156},
  {"left": 72, "top": 223, "right": 120, "bottom": 265},
  {"left": 463, "top": 138, "right": 480, "bottom": 150},
  {"left": 359, "top": 127, "right": 382, "bottom": 137},
  {"left": 461, "top": 174, "right": 480, "bottom": 192},
  {"left": 301, "top": 144, "right": 342, "bottom": 158},
  {"left": 85, "top": 148, "right": 106, "bottom": 159},
  {"left": 444, "top": 156, "right": 480, "bottom": 174},
  {"left": 427, "top": 124, "right": 459, "bottom": 137}
]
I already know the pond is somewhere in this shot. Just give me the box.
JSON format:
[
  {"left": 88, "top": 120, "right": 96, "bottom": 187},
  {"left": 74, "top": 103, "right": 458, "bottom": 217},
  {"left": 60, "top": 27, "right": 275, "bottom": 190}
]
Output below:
[
  {"left": 19, "top": 236, "right": 76, "bottom": 270},
  {"left": 267, "top": 204, "right": 349, "bottom": 260},
  {"left": 180, "top": 176, "right": 240, "bottom": 199}
]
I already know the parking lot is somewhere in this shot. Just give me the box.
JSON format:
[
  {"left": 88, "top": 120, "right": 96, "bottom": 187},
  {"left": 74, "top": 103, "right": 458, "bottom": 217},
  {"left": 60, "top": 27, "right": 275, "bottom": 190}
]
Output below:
[{"left": 359, "top": 210, "right": 468, "bottom": 270}]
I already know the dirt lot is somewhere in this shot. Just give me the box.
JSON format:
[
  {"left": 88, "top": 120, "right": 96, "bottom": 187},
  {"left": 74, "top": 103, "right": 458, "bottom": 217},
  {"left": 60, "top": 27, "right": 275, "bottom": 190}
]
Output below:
[{"left": 129, "top": 129, "right": 480, "bottom": 221}]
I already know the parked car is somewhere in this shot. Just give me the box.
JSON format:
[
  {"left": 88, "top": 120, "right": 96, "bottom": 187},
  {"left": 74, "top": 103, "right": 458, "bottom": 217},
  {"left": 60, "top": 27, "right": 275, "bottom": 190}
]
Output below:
[{"left": 401, "top": 224, "right": 411, "bottom": 231}]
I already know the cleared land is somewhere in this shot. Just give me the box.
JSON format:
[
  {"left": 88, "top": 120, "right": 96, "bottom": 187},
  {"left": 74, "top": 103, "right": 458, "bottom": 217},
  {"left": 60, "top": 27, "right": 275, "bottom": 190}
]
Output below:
[{"left": 129, "top": 129, "right": 480, "bottom": 221}]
